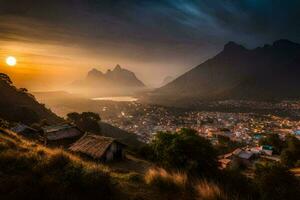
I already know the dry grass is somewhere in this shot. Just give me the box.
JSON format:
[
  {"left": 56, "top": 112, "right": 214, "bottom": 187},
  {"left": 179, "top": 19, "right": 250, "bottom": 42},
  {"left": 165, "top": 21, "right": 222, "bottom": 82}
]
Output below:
[
  {"left": 195, "top": 180, "right": 228, "bottom": 200},
  {"left": 145, "top": 167, "right": 188, "bottom": 192},
  {"left": 0, "top": 128, "right": 115, "bottom": 199},
  {"left": 145, "top": 168, "right": 188, "bottom": 188},
  {"left": 144, "top": 167, "right": 232, "bottom": 200},
  {"left": 0, "top": 128, "right": 166, "bottom": 200}
]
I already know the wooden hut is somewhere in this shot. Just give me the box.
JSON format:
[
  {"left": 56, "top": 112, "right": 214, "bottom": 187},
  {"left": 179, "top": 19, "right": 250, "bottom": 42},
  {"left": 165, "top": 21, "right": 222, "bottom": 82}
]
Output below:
[
  {"left": 69, "top": 133, "right": 126, "bottom": 162},
  {"left": 42, "top": 124, "right": 84, "bottom": 146}
]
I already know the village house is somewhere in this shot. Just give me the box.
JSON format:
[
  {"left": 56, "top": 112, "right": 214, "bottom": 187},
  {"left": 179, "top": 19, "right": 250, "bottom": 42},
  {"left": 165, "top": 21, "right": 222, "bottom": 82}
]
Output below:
[
  {"left": 42, "top": 124, "right": 84, "bottom": 146},
  {"left": 69, "top": 133, "right": 126, "bottom": 162},
  {"left": 219, "top": 148, "right": 255, "bottom": 169}
]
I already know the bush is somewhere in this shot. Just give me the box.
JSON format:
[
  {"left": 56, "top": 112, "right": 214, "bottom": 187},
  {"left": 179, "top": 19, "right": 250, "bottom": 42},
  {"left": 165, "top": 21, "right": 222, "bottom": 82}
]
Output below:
[
  {"left": 254, "top": 164, "right": 300, "bottom": 200},
  {"left": 67, "top": 112, "right": 101, "bottom": 133},
  {"left": 259, "top": 134, "right": 284, "bottom": 154},
  {"left": 150, "top": 128, "right": 218, "bottom": 176},
  {"left": 280, "top": 136, "right": 300, "bottom": 167}
]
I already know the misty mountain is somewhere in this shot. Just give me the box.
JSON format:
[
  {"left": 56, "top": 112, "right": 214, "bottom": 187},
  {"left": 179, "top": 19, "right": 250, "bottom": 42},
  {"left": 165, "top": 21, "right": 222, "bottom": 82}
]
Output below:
[
  {"left": 161, "top": 76, "right": 174, "bottom": 86},
  {"left": 0, "top": 73, "right": 62, "bottom": 125},
  {"left": 71, "top": 65, "right": 145, "bottom": 96},
  {"left": 148, "top": 39, "right": 300, "bottom": 105}
]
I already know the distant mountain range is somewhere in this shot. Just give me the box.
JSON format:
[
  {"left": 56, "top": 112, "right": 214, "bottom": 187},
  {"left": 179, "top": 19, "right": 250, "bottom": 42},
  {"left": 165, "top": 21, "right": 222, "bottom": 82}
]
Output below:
[
  {"left": 70, "top": 65, "right": 145, "bottom": 96},
  {"left": 145, "top": 39, "right": 300, "bottom": 106}
]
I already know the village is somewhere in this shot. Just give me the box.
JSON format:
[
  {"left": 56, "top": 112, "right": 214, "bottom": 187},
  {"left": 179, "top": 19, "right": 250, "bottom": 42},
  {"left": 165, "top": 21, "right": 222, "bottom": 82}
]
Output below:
[
  {"left": 96, "top": 101, "right": 300, "bottom": 174},
  {"left": 2, "top": 99, "right": 300, "bottom": 177}
]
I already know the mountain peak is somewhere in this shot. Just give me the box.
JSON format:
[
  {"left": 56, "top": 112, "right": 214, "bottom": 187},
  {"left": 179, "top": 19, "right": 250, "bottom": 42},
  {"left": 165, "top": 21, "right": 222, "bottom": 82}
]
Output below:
[
  {"left": 87, "top": 68, "right": 104, "bottom": 79},
  {"left": 75, "top": 65, "right": 145, "bottom": 91},
  {"left": 224, "top": 41, "right": 246, "bottom": 51},
  {"left": 273, "top": 39, "right": 300, "bottom": 48},
  {"left": 90, "top": 68, "right": 101, "bottom": 73},
  {"left": 114, "top": 64, "right": 122, "bottom": 71}
]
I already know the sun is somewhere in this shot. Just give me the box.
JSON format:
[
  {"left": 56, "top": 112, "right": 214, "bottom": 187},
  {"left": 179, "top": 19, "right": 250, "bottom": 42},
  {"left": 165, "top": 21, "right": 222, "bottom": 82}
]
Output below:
[{"left": 6, "top": 56, "right": 17, "bottom": 66}]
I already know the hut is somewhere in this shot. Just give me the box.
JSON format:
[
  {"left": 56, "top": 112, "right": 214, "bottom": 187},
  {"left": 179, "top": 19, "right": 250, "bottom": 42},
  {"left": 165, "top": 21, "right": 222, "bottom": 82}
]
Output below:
[
  {"left": 42, "top": 124, "right": 84, "bottom": 146},
  {"left": 11, "top": 123, "right": 41, "bottom": 140},
  {"left": 69, "top": 133, "right": 126, "bottom": 162}
]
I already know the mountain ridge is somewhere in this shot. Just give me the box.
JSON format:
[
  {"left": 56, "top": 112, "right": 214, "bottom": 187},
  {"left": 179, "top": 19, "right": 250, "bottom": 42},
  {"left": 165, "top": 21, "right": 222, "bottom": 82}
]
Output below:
[
  {"left": 146, "top": 39, "right": 300, "bottom": 106},
  {"left": 70, "top": 65, "right": 145, "bottom": 96}
]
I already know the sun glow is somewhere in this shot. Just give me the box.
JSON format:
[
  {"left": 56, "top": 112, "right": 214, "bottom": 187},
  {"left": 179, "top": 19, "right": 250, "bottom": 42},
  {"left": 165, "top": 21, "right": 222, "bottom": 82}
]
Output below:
[{"left": 6, "top": 56, "right": 17, "bottom": 66}]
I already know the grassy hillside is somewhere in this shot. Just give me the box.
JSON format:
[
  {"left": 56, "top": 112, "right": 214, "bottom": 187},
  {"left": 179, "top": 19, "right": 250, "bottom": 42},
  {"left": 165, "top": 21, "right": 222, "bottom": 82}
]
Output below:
[
  {"left": 0, "top": 128, "right": 240, "bottom": 200},
  {"left": 0, "top": 128, "right": 162, "bottom": 200}
]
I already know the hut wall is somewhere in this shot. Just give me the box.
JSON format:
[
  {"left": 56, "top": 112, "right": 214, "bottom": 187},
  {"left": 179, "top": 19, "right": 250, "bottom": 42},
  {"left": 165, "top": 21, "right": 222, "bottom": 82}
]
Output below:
[{"left": 104, "top": 142, "right": 124, "bottom": 162}]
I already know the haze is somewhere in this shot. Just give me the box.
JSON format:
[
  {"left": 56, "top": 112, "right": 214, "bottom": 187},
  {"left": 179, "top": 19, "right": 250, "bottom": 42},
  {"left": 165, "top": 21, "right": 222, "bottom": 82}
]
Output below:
[{"left": 0, "top": 0, "right": 299, "bottom": 90}]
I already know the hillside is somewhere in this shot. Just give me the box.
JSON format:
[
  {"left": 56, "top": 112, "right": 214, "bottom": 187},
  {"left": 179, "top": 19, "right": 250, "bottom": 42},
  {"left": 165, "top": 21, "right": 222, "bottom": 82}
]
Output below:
[
  {"left": 147, "top": 39, "right": 300, "bottom": 106},
  {"left": 0, "top": 73, "right": 62, "bottom": 125},
  {"left": 70, "top": 65, "right": 145, "bottom": 97},
  {"left": 0, "top": 128, "right": 160, "bottom": 200}
]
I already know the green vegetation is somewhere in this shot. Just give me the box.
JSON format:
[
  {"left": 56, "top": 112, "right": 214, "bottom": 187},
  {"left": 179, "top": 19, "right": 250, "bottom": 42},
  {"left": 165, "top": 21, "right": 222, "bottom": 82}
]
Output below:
[
  {"left": 255, "top": 164, "right": 300, "bottom": 200},
  {"left": 215, "top": 135, "right": 244, "bottom": 155},
  {"left": 147, "top": 128, "right": 218, "bottom": 176},
  {"left": 0, "top": 123, "right": 299, "bottom": 200},
  {"left": 67, "top": 112, "right": 101, "bottom": 132},
  {"left": 280, "top": 136, "right": 300, "bottom": 167},
  {"left": 259, "top": 133, "right": 283, "bottom": 154},
  {"left": 141, "top": 128, "right": 299, "bottom": 200}
]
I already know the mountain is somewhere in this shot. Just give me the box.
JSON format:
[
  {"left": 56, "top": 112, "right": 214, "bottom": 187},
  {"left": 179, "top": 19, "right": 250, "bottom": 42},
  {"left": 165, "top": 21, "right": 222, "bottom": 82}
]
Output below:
[
  {"left": 70, "top": 65, "right": 145, "bottom": 96},
  {"left": 147, "top": 39, "right": 300, "bottom": 105},
  {"left": 161, "top": 76, "right": 174, "bottom": 86},
  {"left": 0, "top": 73, "right": 62, "bottom": 125}
]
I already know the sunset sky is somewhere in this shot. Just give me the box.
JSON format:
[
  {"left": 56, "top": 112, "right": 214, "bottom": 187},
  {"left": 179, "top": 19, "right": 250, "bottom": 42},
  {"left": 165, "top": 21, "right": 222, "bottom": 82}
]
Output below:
[{"left": 0, "top": 0, "right": 300, "bottom": 90}]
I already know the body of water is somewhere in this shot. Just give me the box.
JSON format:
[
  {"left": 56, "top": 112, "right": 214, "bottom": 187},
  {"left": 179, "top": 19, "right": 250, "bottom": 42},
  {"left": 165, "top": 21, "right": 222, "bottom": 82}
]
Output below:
[{"left": 91, "top": 96, "right": 138, "bottom": 102}]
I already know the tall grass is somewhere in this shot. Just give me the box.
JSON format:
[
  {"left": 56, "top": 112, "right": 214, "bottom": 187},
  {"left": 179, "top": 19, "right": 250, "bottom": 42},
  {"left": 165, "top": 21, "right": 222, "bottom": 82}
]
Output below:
[
  {"left": 144, "top": 168, "right": 232, "bottom": 200},
  {"left": 0, "top": 128, "right": 113, "bottom": 200},
  {"left": 145, "top": 168, "right": 188, "bottom": 191},
  {"left": 195, "top": 180, "right": 228, "bottom": 200}
]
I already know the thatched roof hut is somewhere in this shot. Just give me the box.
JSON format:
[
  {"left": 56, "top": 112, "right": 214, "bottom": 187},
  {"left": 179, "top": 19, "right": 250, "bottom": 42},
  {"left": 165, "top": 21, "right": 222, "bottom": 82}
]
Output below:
[{"left": 69, "top": 133, "right": 126, "bottom": 162}]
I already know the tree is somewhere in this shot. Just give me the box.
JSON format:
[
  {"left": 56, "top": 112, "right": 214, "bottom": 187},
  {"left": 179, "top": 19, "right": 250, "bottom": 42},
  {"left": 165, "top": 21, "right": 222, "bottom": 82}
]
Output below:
[
  {"left": 67, "top": 112, "right": 101, "bottom": 133},
  {"left": 81, "top": 112, "right": 101, "bottom": 121},
  {"left": 280, "top": 136, "right": 300, "bottom": 167},
  {"left": 259, "top": 133, "right": 284, "bottom": 154},
  {"left": 150, "top": 128, "right": 218, "bottom": 176},
  {"left": 67, "top": 112, "right": 81, "bottom": 122},
  {"left": 255, "top": 164, "right": 300, "bottom": 200},
  {"left": 0, "top": 73, "right": 12, "bottom": 85}
]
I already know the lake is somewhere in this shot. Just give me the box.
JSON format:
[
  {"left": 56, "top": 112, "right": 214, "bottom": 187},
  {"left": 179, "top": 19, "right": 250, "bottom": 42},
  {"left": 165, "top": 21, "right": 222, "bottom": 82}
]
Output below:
[{"left": 91, "top": 96, "right": 138, "bottom": 102}]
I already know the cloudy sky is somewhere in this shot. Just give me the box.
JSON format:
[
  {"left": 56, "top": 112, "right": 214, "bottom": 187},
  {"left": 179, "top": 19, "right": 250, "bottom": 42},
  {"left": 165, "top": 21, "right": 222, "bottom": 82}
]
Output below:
[{"left": 0, "top": 0, "right": 299, "bottom": 90}]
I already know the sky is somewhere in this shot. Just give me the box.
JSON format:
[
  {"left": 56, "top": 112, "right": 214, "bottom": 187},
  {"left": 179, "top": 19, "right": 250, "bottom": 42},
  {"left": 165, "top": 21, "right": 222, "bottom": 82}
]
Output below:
[{"left": 0, "top": 0, "right": 299, "bottom": 90}]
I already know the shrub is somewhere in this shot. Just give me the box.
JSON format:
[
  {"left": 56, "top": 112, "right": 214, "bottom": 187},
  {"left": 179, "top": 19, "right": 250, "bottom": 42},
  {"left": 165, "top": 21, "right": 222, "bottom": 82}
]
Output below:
[
  {"left": 255, "top": 164, "right": 300, "bottom": 200},
  {"left": 150, "top": 128, "right": 218, "bottom": 176},
  {"left": 280, "top": 136, "right": 300, "bottom": 167}
]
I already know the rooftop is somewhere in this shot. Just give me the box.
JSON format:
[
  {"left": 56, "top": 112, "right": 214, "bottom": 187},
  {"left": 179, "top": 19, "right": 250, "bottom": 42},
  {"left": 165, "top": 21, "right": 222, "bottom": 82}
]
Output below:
[{"left": 69, "top": 134, "right": 122, "bottom": 159}]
